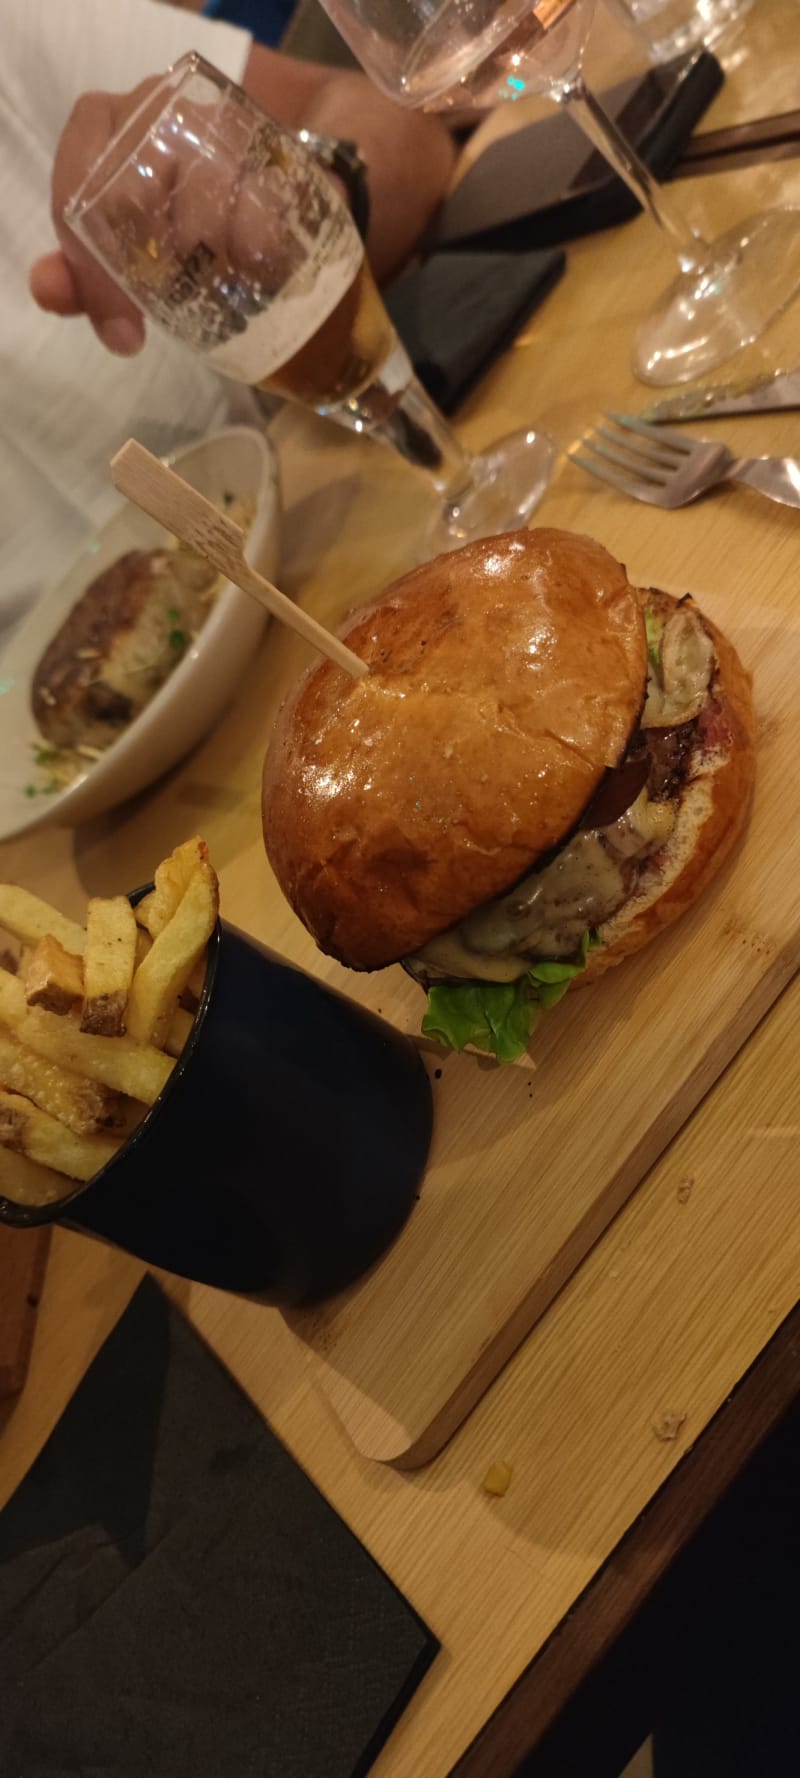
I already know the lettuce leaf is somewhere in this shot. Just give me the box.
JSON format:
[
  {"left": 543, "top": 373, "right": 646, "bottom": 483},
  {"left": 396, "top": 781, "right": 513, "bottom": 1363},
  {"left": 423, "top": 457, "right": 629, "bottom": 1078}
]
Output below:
[
  {"left": 645, "top": 605, "right": 664, "bottom": 672},
  {"left": 420, "top": 929, "right": 602, "bottom": 1064},
  {"left": 422, "top": 978, "right": 543, "bottom": 1063}
]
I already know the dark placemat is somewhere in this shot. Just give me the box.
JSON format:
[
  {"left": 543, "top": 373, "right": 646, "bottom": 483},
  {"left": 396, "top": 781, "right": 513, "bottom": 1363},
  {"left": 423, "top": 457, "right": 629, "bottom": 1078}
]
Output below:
[
  {"left": 435, "top": 51, "right": 724, "bottom": 254},
  {"left": 0, "top": 1278, "right": 438, "bottom": 1778},
  {"left": 386, "top": 245, "right": 565, "bottom": 414}
]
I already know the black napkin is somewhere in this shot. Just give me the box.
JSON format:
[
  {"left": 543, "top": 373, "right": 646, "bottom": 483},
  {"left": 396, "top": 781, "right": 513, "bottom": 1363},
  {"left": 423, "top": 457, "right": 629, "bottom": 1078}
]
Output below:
[
  {"left": 386, "top": 244, "right": 565, "bottom": 414},
  {"left": 0, "top": 1278, "right": 438, "bottom": 1778},
  {"left": 435, "top": 51, "right": 724, "bottom": 254}
]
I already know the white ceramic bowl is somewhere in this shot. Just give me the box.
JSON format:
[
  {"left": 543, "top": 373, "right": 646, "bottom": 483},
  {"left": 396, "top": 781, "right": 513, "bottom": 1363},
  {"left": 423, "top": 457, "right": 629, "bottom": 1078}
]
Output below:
[{"left": 0, "top": 426, "right": 280, "bottom": 839}]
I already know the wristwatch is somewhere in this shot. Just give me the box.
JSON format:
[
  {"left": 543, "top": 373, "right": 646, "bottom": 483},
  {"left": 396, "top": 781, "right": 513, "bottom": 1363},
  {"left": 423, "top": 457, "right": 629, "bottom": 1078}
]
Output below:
[{"left": 294, "top": 128, "right": 371, "bottom": 243}]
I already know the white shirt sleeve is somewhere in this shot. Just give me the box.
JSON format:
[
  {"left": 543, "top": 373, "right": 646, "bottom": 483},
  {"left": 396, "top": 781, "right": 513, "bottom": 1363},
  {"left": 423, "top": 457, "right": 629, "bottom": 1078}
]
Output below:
[
  {"left": 4, "top": 0, "right": 252, "bottom": 151},
  {"left": 0, "top": 0, "right": 256, "bottom": 621}
]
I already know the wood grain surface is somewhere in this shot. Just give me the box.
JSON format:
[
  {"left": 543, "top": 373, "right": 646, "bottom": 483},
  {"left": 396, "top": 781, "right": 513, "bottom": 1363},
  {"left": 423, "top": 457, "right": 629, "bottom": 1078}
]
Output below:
[
  {"left": 1, "top": 6, "right": 799, "bottom": 1772},
  {"left": 0, "top": 1226, "right": 50, "bottom": 1399}
]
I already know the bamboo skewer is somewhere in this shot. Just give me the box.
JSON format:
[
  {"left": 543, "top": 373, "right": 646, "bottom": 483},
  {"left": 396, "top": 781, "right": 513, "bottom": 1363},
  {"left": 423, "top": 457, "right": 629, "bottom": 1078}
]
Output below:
[{"left": 110, "top": 440, "right": 368, "bottom": 680}]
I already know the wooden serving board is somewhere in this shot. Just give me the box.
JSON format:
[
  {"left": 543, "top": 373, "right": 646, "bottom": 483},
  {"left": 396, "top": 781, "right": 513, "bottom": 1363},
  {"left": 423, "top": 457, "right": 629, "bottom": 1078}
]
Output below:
[
  {"left": 288, "top": 590, "right": 800, "bottom": 1467},
  {"left": 0, "top": 1225, "right": 50, "bottom": 1399}
]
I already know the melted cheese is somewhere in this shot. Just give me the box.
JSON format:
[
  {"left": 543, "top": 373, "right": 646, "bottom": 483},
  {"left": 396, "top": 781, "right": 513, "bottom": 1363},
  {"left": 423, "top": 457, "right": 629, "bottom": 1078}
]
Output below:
[
  {"left": 460, "top": 831, "right": 624, "bottom": 960},
  {"left": 415, "top": 791, "right": 677, "bottom": 978},
  {"left": 413, "top": 931, "right": 530, "bottom": 982}
]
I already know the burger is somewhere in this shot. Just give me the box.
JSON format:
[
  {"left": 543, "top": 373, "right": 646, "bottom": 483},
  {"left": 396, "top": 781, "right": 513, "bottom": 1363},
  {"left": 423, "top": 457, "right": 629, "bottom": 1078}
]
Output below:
[{"left": 262, "top": 529, "right": 754, "bottom": 1063}]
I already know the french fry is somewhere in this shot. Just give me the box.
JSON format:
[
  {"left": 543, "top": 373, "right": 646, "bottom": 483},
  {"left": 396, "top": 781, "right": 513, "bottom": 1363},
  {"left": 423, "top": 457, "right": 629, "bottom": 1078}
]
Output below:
[
  {"left": 24, "top": 935, "right": 84, "bottom": 1014},
  {"left": 0, "top": 1144, "right": 71, "bottom": 1207},
  {"left": 0, "top": 839, "right": 219, "bottom": 1210},
  {"left": 125, "top": 864, "right": 218, "bottom": 1046},
  {"left": 25, "top": 1010, "right": 174, "bottom": 1106},
  {"left": 179, "top": 955, "right": 206, "bottom": 1013},
  {"left": 0, "top": 1029, "right": 118, "bottom": 1136},
  {"left": 0, "top": 885, "right": 85, "bottom": 955},
  {"left": 0, "top": 969, "right": 35, "bottom": 1025},
  {"left": 165, "top": 1006, "right": 194, "bottom": 1057},
  {"left": 0, "top": 971, "right": 173, "bottom": 1104},
  {"left": 134, "top": 891, "right": 156, "bottom": 934},
  {"left": 0, "top": 1089, "right": 120, "bottom": 1182},
  {"left": 135, "top": 926, "right": 152, "bottom": 967},
  {"left": 136, "top": 837, "right": 209, "bottom": 938},
  {"left": 81, "top": 896, "right": 138, "bottom": 1036}
]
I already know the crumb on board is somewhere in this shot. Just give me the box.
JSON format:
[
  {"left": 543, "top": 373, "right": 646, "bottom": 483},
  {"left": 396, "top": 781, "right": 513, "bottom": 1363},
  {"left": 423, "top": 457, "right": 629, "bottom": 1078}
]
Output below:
[
  {"left": 677, "top": 1176, "right": 694, "bottom": 1204},
  {"left": 653, "top": 1410, "right": 688, "bottom": 1443},
  {"left": 482, "top": 1460, "right": 513, "bottom": 1497}
]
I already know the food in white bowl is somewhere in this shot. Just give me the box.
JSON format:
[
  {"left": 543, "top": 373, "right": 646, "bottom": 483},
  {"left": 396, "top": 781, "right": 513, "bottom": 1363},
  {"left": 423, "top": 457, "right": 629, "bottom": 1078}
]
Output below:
[
  {"left": 33, "top": 535, "right": 244, "bottom": 753},
  {"left": 0, "top": 426, "right": 280, "bottom": 838}
]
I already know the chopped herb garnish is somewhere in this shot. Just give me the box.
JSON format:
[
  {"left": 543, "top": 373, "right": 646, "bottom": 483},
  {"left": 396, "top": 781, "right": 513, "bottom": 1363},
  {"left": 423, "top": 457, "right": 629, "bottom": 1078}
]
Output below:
[
  {"left": 166, "top": 606, "right": 180, "bottom": 622},
  {"left": 33, "top": 746, "right": 58, "bottom": 766},
  {"left": 223, "top": 490, "right": 234, "bottom": 506},
  {"left": 23, "top": 778, "right": 59, "bottom": 799},
  {"left": 169, "top": 628, "right": 188, "bottom": 653}
]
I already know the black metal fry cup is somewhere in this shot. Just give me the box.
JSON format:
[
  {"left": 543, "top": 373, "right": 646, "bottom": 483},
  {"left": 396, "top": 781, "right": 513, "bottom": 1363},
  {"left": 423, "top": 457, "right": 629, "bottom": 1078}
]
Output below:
[{"left": 0, "top": 897, "right": 433, "bottom": 1305}]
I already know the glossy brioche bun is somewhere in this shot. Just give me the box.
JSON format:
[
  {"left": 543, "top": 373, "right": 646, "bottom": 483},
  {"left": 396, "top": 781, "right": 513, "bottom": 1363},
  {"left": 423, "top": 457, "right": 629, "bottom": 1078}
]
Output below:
[
  {"left": 262, "top": 529, "right": 648, "bottom": 971},
  {"left": 579, "top": 600, "right": 755, "bottom": 983}
]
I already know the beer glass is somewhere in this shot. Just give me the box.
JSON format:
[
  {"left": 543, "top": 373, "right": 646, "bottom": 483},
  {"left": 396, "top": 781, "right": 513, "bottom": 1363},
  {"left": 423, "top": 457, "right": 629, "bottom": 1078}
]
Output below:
[{"left": 64, "top": 53, "right": 555, "bottom": 547}]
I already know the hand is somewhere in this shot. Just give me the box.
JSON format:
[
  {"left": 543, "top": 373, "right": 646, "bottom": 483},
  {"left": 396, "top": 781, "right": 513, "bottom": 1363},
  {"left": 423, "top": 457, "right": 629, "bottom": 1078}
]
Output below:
[
  {"left": 29, "top": 52, "right": 456, "bottom": 355},
  {"left": 29, "top": 74, "right": 339, "bottom": 358},
  {"left": 29, "top": 84, "right": 160, "bottom": 354}
]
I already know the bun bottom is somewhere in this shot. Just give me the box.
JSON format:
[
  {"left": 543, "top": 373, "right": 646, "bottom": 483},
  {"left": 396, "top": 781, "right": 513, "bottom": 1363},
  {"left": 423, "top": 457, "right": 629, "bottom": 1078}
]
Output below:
[{"left": 577, "top": 611, "right": 755, "bottom": 985}]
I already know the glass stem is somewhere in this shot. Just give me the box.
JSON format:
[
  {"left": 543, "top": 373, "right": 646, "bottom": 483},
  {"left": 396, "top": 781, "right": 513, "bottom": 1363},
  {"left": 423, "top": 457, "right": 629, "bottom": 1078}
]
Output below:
[
  {"left": 558, "top": 73, "right": 705, "bottom": 272},
  {"left": 371, "top": 375, "right": 475, "bottom": 501},
  {"left": 330, "top": 348, "right": 475, "bottom": 505}
]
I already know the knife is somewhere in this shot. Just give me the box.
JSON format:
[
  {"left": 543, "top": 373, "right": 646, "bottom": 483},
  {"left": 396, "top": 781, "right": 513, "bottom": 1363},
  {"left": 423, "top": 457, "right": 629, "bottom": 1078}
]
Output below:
[{"left": 641, "top": 369, "right": 800, "bottom": 423}]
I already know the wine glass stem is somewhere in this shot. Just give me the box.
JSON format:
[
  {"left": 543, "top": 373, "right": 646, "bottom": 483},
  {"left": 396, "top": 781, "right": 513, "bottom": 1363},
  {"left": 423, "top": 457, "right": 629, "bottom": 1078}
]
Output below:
[{"left": 559, "top": 74, "right": 705, "bottom": 272}]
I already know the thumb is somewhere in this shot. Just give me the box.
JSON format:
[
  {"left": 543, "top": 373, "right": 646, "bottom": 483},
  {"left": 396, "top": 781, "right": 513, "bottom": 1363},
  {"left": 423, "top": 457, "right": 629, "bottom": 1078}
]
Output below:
[
  {"left": 60, "top": 241, "right": 146, "bottom": 356},
  {"left": 29, "top": 248, "right": 145, "bottom": 355}
]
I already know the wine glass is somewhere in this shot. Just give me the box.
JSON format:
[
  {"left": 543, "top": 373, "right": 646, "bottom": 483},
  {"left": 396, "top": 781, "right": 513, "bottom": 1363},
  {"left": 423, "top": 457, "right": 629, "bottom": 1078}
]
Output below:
[
  {"left": 63, "top": 52, "right": 555, "bottom": 549},
  {"left": 611, "top": 0, "right": 755, "bottom": 65},
  {"left": 311, "top": 0, "right": 800, "bottom": 385}
]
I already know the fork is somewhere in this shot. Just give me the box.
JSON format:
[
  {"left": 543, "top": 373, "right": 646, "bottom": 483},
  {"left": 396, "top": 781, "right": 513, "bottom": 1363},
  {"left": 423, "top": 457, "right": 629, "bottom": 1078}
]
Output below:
[{"left": 572, "top": 413, "right": 800, "bottom": 509}]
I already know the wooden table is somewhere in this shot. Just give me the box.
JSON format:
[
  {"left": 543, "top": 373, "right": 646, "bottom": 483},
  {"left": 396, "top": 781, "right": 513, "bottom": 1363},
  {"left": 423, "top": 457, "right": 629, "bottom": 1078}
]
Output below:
[{"left": 2, "top": 4, "right": 800, "bottom": 1772}]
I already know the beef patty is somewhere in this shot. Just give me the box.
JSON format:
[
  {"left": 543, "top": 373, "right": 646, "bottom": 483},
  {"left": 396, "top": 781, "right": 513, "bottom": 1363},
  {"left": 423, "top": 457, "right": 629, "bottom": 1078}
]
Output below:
[{"left": 32, "top": 548, "right": 217, "bottom": 751}]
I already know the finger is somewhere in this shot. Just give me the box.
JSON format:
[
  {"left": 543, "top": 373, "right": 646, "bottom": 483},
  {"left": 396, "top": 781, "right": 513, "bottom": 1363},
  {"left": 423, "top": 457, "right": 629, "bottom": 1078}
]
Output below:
[
  {"left": 29, "top": 251, "right": 83, "bottom": 316},
  {"left": 29, "top": 249, "right": 144, "bottom": 351},
  {"left": 52, "top": 89, "right": 150, "bottom": 353},
  {"left": 32, "top": 246, "right": 145, "bottom": 351}
]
